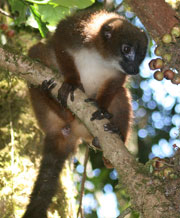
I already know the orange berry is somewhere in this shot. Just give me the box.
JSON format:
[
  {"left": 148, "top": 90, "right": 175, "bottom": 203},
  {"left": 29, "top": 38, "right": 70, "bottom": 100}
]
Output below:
[
  {"left": 154, "top": 46, "right": 162, "bottom": 56},
  {"left": 6, "top": 30, "right": 15, "bottom": 38},
  {"left": 154, "top": 58, "right": 164, "bottom": 69},
  {"left": 172, "top": 76, "right": 180, "bottom": 85},
  {"left": 0, "top": 23, "right": 8, "bottom": 31},
  {"left": 154, "top": 71, "right": 164, "bottom": 81},
  {"left": 162, "top": 53, "right": 172, "bottom": 62},
  {"left": 171, "top": 26, "right": 180, "bottom": 38},
  {"left": 149, "top": 59, "right": 156, "bottom": 70},
  {"left": 162, "top": 34, "right": 172, "bottom": 44},
  {"left": 164, "top": 70, "right": 175, "bottom": 80}
]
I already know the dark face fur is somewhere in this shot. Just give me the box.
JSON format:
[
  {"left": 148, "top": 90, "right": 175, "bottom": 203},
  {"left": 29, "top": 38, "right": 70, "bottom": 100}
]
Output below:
[{"left": 100, "top": 18, "right": 148, "bottom": 75}]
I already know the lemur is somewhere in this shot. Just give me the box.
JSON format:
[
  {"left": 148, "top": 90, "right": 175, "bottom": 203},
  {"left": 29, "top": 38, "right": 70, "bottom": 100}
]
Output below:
[{"left": 23, "top": 10, "right": 148, "bottom": 218}]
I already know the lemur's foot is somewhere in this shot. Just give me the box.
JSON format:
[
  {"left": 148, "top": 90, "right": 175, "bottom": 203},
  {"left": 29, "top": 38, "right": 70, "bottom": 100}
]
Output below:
[
  {"left": 58, "top": 82, "right": 84, "bottom": 107},
  {"left": 104, "top": 123, "right": 120, "bottom": 134},
  {"left": 91, "top": 109, "right": 113, "bottom": 121},
  {"left": 42, "top": 78, "right": 57, "bottom": 92}
]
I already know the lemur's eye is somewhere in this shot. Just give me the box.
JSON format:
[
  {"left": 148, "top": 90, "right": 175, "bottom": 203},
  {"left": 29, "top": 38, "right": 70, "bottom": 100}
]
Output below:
[
  {"left": 122, "top": 44, "right": 131, "bottom": 54},
  {"left": 121, "top": 44, "right": 135, "bottom": 61}
]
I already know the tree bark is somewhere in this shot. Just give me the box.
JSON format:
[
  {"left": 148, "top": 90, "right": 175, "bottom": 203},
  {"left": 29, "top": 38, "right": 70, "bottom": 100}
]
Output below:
[{"left": 126, "top": 0, "right": 179, "bottom": 40}]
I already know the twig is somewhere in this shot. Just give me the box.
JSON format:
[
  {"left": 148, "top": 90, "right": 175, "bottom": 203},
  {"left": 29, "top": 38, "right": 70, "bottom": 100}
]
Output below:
[
  {"left": 104, "top": 0, "right": 114, "bottom": 10},
  {"left": 77, "top": 144, "right": 89, "bottom": 218},
  {"left": 0, "top": 8, "right": 13, "bottom": 18},
  {"left": 117, "top": 207, "right": 132, "bottom": 218},
  {"left": 114, "top": 2, "right": 123, "bottom": 12},
  {"left": 104, "top": 0, "right": 107, "bottom": 8}
]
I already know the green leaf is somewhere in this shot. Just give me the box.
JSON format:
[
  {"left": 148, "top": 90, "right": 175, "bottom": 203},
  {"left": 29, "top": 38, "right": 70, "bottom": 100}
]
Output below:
[
  {"left": 30, "top": 5, "right": 49, "bottom": 37},
  {"left": 8, "top": 0, "right": 28, "bottom": 25},
  {"left": 52, "top": 0, "right": 95, "bottom": 9},
  {"left": 37, "top": 4, "right": 70, "bottom": 26}
]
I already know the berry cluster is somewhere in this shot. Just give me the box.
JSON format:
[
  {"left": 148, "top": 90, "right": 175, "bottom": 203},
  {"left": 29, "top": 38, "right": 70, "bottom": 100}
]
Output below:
[
  {"left": 151, "top": 144, "right": 180, "bottom": 179},
  {"left": 149, "top": 25, "right": 180, "bottom": 85},
  {"left": 152, "top": 157, "right": 177, "bottom": 179},
  {"left": 0, "top": 23, "right": 15, "bottom": 38}
]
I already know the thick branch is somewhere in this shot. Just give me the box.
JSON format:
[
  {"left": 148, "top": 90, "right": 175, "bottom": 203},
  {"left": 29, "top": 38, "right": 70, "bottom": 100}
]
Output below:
[
  {"left": 0, "top": 47, "right": 135, "bottom": 169},
  {"left": 0, "top": 46, "right": 179, "bottom": 217},
  {"left": 126, "top": 0, "right": 179, "bottom": 40}
]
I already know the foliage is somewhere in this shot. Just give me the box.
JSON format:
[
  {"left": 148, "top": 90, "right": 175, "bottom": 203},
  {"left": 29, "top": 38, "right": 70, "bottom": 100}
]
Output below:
[
  {"left": 7, "top": 0, "right": 95, "bottom": 37},
  {"left": 0, "top": 72, "right": 43, "bottom": 217}
]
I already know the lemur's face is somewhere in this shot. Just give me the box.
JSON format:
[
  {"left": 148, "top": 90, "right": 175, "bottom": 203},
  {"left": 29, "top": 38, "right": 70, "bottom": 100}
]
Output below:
[{"left": 100, "top": 17, "right": 148, "bottom": 75}]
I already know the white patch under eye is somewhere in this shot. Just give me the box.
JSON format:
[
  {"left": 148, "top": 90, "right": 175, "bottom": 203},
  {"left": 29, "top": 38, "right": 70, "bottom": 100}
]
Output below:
[{"left": 68, "top": 48, "right": 124, "bottom": 97}]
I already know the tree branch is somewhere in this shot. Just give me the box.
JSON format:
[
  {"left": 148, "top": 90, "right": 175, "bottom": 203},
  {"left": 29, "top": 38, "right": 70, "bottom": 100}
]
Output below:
[
  {"left": 0, "top": 8, "right": 13, "bottom": 18},
  {"left": 0, "top": 46, "right": 179, "bottom": 217},
  {"left": 0, "top": 46, "right": 133, "bottom": 167},
  {"left": 126, "top": 0, "right": 179, "bottom": 40}
]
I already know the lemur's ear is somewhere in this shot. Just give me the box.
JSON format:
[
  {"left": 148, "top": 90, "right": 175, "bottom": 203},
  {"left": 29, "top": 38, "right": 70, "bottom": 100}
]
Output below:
[{"left": 102, "top": 24, "right": 112, "bottom": 39}]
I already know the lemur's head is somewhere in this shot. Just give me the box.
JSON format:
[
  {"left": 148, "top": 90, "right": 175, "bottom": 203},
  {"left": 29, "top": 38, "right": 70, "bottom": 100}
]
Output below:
[{"left": 97, "top": 15, "right": 148, "bottom": 75}]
